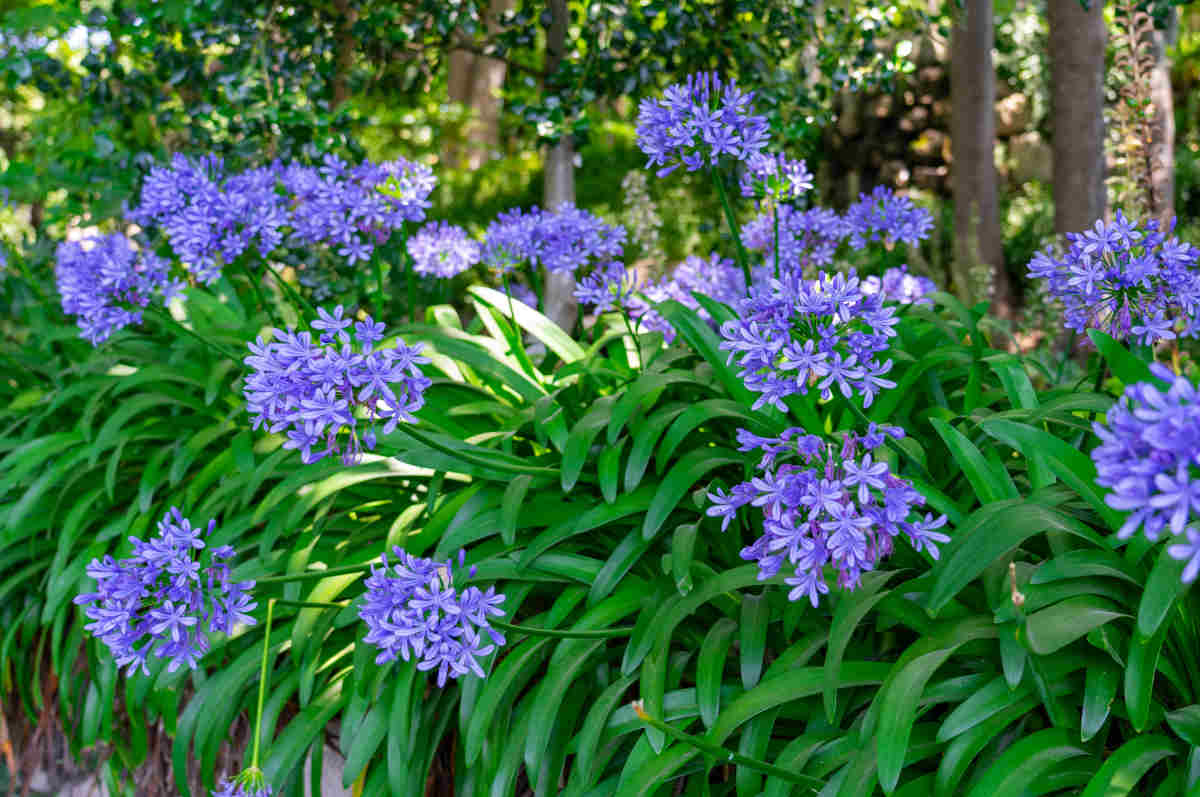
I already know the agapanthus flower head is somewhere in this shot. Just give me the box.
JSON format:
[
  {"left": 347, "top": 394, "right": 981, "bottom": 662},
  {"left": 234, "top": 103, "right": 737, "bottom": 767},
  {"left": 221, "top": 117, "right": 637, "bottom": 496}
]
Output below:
[
  {"left": 707, "top": 424, "right": 947, "bottom": 606},
  {"left": 574, "top": 260, "right": 639, "bottom": 315},
  {"left": 243, "top": 306, "right": 431, "bottom": 465},
  {"left": 1092, "top": 363, "right": 1200, "bottom": 582},
  {"left": 54, "top": 233, "right": 181, "bottom": 345},
  {"left": 718, "top": 269, "right": 900, "bottom": 411},
  {"left": 407, "top": 221, "right": 481, "bottom": 278},
  {"left": 636, "top": 72, "right": 770, "bottom": 177},
  {"left": 739, "top": 152, "right": 814, "bottom": 201},
  {"left": 212, "top": 767, "right": 273, "bottom": 797},
  {"left": 843, "top": 186, "right": 934, "bottom": 248},
  {"left": 128, "top": 154, "right": 288, "bottom": 283},
  {"left": 860, "top": 266, "right": 938, "bottom": 306},
  {"left": 1027, "top": 211, "right": 1200, "bottom": 344},
  {"left": 481, "top": 204, "right": 625, "bottom": 278},
  {"left": 74, "top": 508, "right": 257, "bottom": 675},
  {"left": 742, "top": 204, "right": 850, "bottom": 275},
  {"left": 359, "top": 547, "right": 506, "bottom": 687}
]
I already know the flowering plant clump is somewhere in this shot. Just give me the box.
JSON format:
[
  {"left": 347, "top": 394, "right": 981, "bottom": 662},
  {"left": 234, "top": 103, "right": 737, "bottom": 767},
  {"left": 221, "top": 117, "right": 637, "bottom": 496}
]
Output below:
[
  {"left": 128, "top": 152, "right": 436, "bottom": 281},
  {"left": 718, "top": 270, "right": 899, "bottom": 411},
  {"left": 636, "top": 72, "right": 770, "bottom": 176},
  {"left": 1026, "top": 210, "right": 1200, "bottom": 344},
  {"left": 1092, "top": 363, "right": 1200, "bottom": 582},
  {"left": 73, "top": 508, "right": 256, "bottom": 675},
  {"left": 481, "top": 203, "right": 626, "bottom": 279},
  {"left": 243, "top": 305, "right": 431, "bottom": 465},
  {"left": 54, "top": 233, "right": 183, "bottom": 344},
  {"left": 407, "top": 220, "right": 481, "bottom": 278},
  {"left": 359, "top": 547, "right": 507, "bottom": 687},
  {"left": 842, "top": 185, "right": 935, "bottom": 248},
  {"left": 707, "top": 425, "right": 949, "bottom": 606},
  {"left": 739, "top": 151, "right": 814, "bottom": 201}
]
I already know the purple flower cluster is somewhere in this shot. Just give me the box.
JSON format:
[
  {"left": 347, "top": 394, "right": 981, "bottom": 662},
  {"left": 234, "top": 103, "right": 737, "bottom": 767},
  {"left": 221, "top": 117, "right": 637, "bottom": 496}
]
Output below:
[
  {"left": 842, "top": 185, "right": 935, "bottom": 248},
  {"left": 359, "top": 547, "right": 506, "bottom": 687},
  {"left": 74, "top": 508, "right": 256, "bottom": 675},
  {"left": 574, "top": 260, "right": 639, "bottom": 315},
  {"left": 860, "top": 266, "right": 937, "bottom": 306},
  {"left": 707, "top": 425, "right": 949, "bottom": 606},
  {"left": 243, "top": 306, "right": 431, "bottom": 465},
  {"left": 481, "top": 204, "right": 626, "bottom": 277},
  {"left": 718, "top": 270, "right": 900, "bottom": 411},
  {"left": 128, "top": 153, "right": 435, "bottom": 282},
  {"left": 212, "top": 775, "right": 273, "bottom": 797},
  {"left": 739, "top": 152, "right": 814, "bottom": 201},
  {"left": 636, "top": 72, "right": 770, "bottom": 177},
  {"left": 1092, "top": 363, "right": 1200, "bottom": 582},
  {"left": 1026, "top": 211, "right": 1200, "bottom": 345},
  {"left": 54, "top": 234, "right": 182, "bottom": 344},
  {"left": 618, "top": 254, "right": 747, "bottom": 341},
  {"left": 407, "top": 221, "right": 481, "bottom": 278}
]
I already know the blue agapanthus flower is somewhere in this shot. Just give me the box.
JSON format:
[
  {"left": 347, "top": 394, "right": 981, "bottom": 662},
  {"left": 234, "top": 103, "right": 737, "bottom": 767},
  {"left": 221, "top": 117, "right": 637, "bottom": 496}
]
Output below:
[
  {"left": 74, "top": 508, "right": 257, "bottom": 675},
  {"left": 1027, "top": 211, "right": 1200, "bottom": 344},
  {"left": 243, "top": 306, "right": 431, "bottom": 465},
  {"left": 842, "top": 185, "right": 935, "bottom": 248},
  {"left": 739, "top": 151, "right": 814, "bottom": 201},
  {"left": 212, "top": 770, "right": 273, "bottom": 797},
  {"left": 481, "top": 203, "right": 625, "bottom": 277},
  {"left": 55, "top": 233, "right": 183, "bottom": 345},
  {"left": 1092, "top": 363, "right": 1200, "bottom": 582},
  {"left": 359, "top": 547, "right": 506, "bottom": 687},
  {"left": 718, "top": 270, "right": 899, "bottom": 411},
  {"left": 707, "top": 425, "right": 948, "bottom": 606},
  {"left": 861, "top": 266, "right": 937, "bottom": 306},
  {"left": 407, "top": 221, "right": 481, "bottom": 278},
  {"left": 636, "top": 72, "right": 770, "bottom": 177}
]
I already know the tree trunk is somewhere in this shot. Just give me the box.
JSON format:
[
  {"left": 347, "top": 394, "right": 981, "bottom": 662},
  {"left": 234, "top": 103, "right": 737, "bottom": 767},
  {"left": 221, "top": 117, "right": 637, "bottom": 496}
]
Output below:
[
  {"left": 541, "top": 0, "right": 578, "bottom": 331},
  {"left": 445, "top": 0, "right": 511, "bottom": 169},
  {"left": 331, "top": 0, "right": 358, "bottom": 109},
  {"left": 1047, "top": 0, "right": 1107, "bottom": 234},
  {"left": 1148, "top": 11, "right": 1176, "bottom": 225},
  {"left": 950, "top": 0, "right": 1011, "bottom": 316}
]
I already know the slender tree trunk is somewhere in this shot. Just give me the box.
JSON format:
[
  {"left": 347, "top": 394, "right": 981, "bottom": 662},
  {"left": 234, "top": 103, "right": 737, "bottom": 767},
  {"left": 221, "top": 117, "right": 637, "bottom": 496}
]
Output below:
[
  {"left": 331, "top": 0, "right": 358, "bottom": 109},
  {"left": 445, "top": 0, "right": 512, "bottom": 169},
  {"left": 1047, "top": 0, "right": 1107, "bottom": 233},
  {"left": 541, "top": 0, "right": 578, "bottom": 331},
  {"left": 1148, "top": 10, "right": 1176, "bottom": 225},
  {"left": 950, "top": 0, "right": 1011, "bottom": 316}
]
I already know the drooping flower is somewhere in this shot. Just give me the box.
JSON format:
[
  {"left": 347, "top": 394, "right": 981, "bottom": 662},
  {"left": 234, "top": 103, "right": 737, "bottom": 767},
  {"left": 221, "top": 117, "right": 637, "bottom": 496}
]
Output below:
[
  {"left": 717, "top": 269, "right": 899, "bottom": 411},
  {"left": 212, "top": 768, "right": 274, "bottom": 797},
  {"left": 74, "top": 508, "right": 257, "bottom": 675},
  {"left": 635, "top": 72, "right": 770, "bottom": 177},
  {"left": 243, "top": 306, "right": 431, "bottom": 465},
  {"left": 1092, "top": 363, "right": 1200, "bottom": 582},
  {"left": 359, "top": 547, "right": 506, "bottom": 687},
  {"left": 708, "top": 425, "right": 947, "bottom": 606},
  {"left": 54, "top": 233, "right": 182, "bottom": 345},
  {"left": 1026, "top": 211, "right": 1200, "bottom": 344},
  {"left": 407, "top": 221, "right": 481, "bottom": 278}
]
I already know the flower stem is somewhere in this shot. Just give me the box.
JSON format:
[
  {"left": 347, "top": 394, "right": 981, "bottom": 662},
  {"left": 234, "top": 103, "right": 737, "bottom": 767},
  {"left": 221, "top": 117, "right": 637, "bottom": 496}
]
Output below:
[
  {"left": 250, "top": 598, "right": 275, "bottom": 769},
  {"left": 772, "top": 203, "right": 780, "bottom": 282},
  {"left": 144, "top": 304, "right": 240, "bottom": 361},
  {"left": 711, "top": 167, "right": 752, "bottom": 289},
  {"left": 265, "top": 266, "right": 319, "bottom": 323},
  {"left": 489, "top": 618, "right": 634, "bottom": 639},
  {"left": 235, "top": 259, "right": 281, "bottom": 328},
  {"left": 631, "top": 700, "right": 823, "bottom": 791},
  {"left": 253, "top": 562, "right": 373, "bottom": 585}
]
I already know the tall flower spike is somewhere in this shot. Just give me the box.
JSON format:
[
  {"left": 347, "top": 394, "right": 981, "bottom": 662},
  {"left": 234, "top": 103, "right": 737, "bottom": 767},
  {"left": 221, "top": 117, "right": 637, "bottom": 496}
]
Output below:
[
  {"left": 359, "top": 547, "right": 506, "bottom": 687},
  {"left": 707, "top": 425, "right": 947, "bottom": 606},
  {"left": 243, "top": 305, "right": 431, "bottom": 465},
  {"left": 74, "top": 508, "right": 256, "bottom": 675},
  {"left": 1092, "top": 363, "right": 1200, "bottom": 582}
]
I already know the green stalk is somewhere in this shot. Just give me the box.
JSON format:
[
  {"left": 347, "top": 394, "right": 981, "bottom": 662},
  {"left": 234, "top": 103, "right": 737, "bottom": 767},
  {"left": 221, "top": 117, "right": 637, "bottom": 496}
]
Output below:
[
  {"left": 632, "top": 701, "right": 823, "bottom": 791},
  {"left": 711, "top": 167, "right": 752, "bottom": 289},
  {"left": 772, "top": 202, "right": 780, "bottom": 281},
  {"left": 253, "top": 562, "right": 373, "bottom": 585},
  {"left": 235, "top": 259, "right": 281, "bottom": 327},
  {"left": 145, "top": 304, "right": 240, "bottom": 361},
  {"left": 250, "top": 598, "right": 275, "bottom": 769},
  {"left": 265, "top": 267, "right": 319, "bottom": 323}
]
